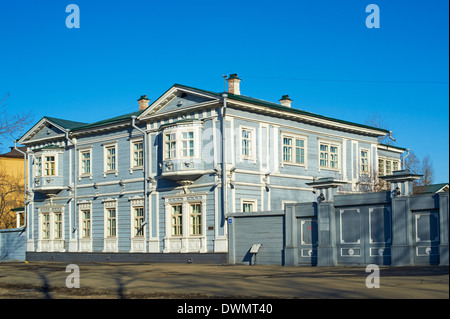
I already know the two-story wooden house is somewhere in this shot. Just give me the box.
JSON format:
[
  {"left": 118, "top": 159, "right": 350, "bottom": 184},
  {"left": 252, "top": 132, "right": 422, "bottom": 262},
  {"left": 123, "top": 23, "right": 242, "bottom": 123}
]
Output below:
[{"left": 18, "top": 74, "right": 405, "bottom": 261}]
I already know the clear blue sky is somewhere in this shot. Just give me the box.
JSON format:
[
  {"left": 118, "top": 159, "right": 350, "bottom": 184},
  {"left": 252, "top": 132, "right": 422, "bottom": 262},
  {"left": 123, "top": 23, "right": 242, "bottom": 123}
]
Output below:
[{"left": 0, "top": 0, "right": 448, "bottom": 183}]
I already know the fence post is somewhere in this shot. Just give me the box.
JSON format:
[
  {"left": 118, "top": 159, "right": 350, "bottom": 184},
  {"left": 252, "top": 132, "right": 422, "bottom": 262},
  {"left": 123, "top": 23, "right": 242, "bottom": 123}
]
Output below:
[
  {"left": 380, "top": 170, "right": 421, "bottom": 266},
  {"left": 284, "top": 204, "right": 298, "bottom": 266},
  {"left": 439, "top": 192, "right": 449, "bottom": 265},
  {"left": 306, "top": 178, "right": 346, "bottom": 266}
]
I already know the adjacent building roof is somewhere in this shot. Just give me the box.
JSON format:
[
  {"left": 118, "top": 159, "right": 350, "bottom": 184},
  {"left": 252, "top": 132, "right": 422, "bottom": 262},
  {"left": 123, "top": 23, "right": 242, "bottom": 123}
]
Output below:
[
  {"left": 0, "top": 146, "right": 27, "bottom": 158},
  {"left": 414, "top": 183, "right": 449, "bottom": 194}
]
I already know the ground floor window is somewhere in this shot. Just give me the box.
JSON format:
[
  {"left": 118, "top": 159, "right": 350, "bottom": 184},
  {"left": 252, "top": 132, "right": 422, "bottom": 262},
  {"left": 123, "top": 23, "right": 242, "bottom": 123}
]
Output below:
[
  {"left": 134, "top": 207, "right": 144, "bottom": 237},
  {"left": 171, "top": 204, "right": 183, "bottom": 236},
  {"left": 190, "top": 203, "right": 202, "bottom": 236}
]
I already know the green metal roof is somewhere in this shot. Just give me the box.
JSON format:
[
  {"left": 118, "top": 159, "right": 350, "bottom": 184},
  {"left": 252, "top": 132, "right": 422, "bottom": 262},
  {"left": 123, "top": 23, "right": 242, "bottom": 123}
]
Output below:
[
  {"left": 31, "top": 83, "right": 391, "bottom": 138},
  {"left": 71, "top": 110, "right": 143, "bottom": 132},
  {"left": 414, "top": 183, "right": 449, "bottom": 194},
  {"left": 44, "top": 116, "right": 88, "bottom": 130}
]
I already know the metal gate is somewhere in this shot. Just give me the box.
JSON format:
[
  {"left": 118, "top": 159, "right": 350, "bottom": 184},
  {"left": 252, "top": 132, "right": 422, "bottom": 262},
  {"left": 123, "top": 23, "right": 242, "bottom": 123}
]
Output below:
[
  {"left": 297, "top": 218, "right": 318, "bottom": 265},
  {"left": 413, "top": 210, "right": 440, "bottom": 265},
  {"left": 337, "top": 205, "right": 392, "bottom": 265}
]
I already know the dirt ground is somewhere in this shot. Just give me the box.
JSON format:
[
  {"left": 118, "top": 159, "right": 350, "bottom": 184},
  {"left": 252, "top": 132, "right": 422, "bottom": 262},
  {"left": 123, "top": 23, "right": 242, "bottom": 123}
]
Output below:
[{"left": 0, "top": 262, "right": 448, "bottom": 299}]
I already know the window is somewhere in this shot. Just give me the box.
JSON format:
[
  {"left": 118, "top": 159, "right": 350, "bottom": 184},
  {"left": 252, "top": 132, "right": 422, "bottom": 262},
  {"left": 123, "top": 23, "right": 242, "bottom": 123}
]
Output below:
[
  {"left": 189, "top": 203, "right": 202, "bottom": 236},
  {"left": 378, "top": 157, "right": 400, "bottom": 176},
  {"left": 181, "top": 131, "right": 195, "bottom": 157},
  {"left": 54, "top": 212, "right": 62, "bottom": 239},
  {"left": 242, "top": 200, "right": 256, "bottom": 213},
  {"left": 283, "top": 136, "right": 305, "bottom": 165},
  {"left": 165, "top": 133, "right": 176, "bottom": 159},
  {"left": 132, "top": 141, "right": 144, "bottom": 168},
  {"left": 319, "top": 142, "right": 339, "bottom": 169},
  {"left": 360, "top": 149, "right": 369, "bottom": 174},
  {"left": 44, "top": 155, "right": 56, "bottom": 176},
  {"left": 106, "top": 146, "right": 116, "bottom": 172},
  {"left": 241, "top": 129, "right": 253, "bottom": 159},
  {"left": 42, "top": 213, "right": 50, "bottom": 239},
  {"left": 81, "top": 151, "right": 91, "bottom": 175},
  {"left": 134, "top": 207, "right": 144, "bottom": 237},
  {"left": 171, "top": 204, "right": 183, "bottom": 236},
  {"left": 106, "top": 208, "right": 117, "bottom": 237},
  {"left": 35, "top": 156, "right": 42, "bottom": 177},
  {"left": 82, "top": 210, "right": 91, "bottom": 238}
]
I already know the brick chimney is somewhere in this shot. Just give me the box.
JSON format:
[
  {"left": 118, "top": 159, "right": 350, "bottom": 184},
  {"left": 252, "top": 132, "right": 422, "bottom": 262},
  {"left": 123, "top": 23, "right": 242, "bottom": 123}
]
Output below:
[
  {"left": 137, "top": 95, "right": 150, "bottom": 111},
  {"left": 279, "top": 95, "right": 292, "bottom": 107},
  {"left": 226, "top": 73, "right": 241, "bottom": 95}
]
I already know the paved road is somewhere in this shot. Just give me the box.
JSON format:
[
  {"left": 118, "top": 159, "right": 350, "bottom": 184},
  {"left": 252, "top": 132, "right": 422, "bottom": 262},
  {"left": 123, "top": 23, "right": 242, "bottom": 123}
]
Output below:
[{"left": 0, "top": 262, "right": 448, "bottom": 299}]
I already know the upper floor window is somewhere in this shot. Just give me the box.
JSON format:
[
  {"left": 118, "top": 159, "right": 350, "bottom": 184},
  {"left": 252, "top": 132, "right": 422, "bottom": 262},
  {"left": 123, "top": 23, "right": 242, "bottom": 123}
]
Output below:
[
  {"left": 132, "top": 141, "right": 144, "bottom": 168},
  {"left": 44, "top": 155, "right": 56, "bottom": 176},
  {"left": 360, "top": 149, "right": 369, "bottom": 174},
  {"left": 81, "top": 151, "right": 91, "bottom": 175},
  {"left": 378, "top": 157, "right": 400, "bottom": 176},
  {"left": 103, "top": 144, "right": 117, "bottom": 174},
  {"left": 282, "top": 135, "right": 306, "bottom": 165},
  {"left": 35, "top": 156, "right": 42, "bottom": 177},
  {"left": 181, "top": 131, "right": 194, "bottom": 157},
  {"left": 319, "top": 142, "right": 339, "bottom": 170},
  {"left": 164, "top": 133, "right": 177, "bottom": 160},
  {"left": 240, "top": 127, "right": 255, "bottom": 160}
]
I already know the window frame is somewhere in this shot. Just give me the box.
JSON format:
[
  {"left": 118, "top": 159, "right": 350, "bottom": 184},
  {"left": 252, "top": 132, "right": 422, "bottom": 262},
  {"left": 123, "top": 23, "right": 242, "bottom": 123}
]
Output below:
[
  {"left": 79, "top": 148, "right": 92, "bottom": 178},
  {"left": 189, "top": 202, "right": 202, "bottom": 236},
  {"left": 131, "top": 139, "right": 144, "bottom": 169},
  {"left": 281, "top": 133, "right": 307, "bottom": 166},
  {"left": 319, "top": 141, "right": 340, "bottom": 171},
  {"left": 239, "top": 126, "right": 256, "bottom": 161},
  {"left": 241, "top": 199, "right": 257, "bottom": 213},
  {"left": 103, "top": 143, "right": 118, "bottom": 176},
  {"left": 171, "top": 204, "right": 183, "bottom": 236},
  {"left": 360, "top": 148, "right": 370, "bottom": 175}
]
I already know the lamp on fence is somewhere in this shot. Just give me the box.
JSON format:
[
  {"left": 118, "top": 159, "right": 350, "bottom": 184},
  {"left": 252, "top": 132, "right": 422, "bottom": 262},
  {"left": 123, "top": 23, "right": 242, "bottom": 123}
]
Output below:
[
  {"left": 395, "top": 187, "right": 401, "bottom": 196},
  {"left": 319, "top": 193, "right": 325, "bottom": 202}
]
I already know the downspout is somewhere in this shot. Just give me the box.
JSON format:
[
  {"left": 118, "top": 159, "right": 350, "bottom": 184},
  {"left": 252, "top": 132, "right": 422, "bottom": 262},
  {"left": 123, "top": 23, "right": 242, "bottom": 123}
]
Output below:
[
  {"left": 131, "top": 116, "right": 149, "bottom": 228},
  {"left": 387, "top": 131, "right": 396, "bottom": 142},
  {"left": 402, "top": 148, "right": 410, "bottom": 171},
  {"left": 65, "top": 131, "right": 78, "bottom": 241},
  {"left": 221, "top": 93, "right": 228, "bottom": 221},
  {"left": 14, "top": 141, "right": 27, "bottom": 229}
]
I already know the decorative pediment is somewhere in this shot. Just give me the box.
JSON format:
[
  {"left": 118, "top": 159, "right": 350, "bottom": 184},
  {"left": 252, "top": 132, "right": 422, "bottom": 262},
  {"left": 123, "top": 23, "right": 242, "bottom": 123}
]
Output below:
[{"left": 138, "top": 84, "right": 220, "bottom": 120}]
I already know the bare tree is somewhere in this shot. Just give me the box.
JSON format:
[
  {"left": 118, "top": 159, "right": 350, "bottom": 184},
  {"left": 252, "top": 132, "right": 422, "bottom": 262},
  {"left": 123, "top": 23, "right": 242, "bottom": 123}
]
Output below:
[
  {"left": 0, "top": 93, "right": 33, "bottom": 149},
  {"left": 404, "top": 150, "right": 435, "bottom": 189},
  {"left": 364, "top": 112, "right": 394, "bottom": 145},
  {"left": 0, "top": 162, "right": 24, "bottom": 229}
]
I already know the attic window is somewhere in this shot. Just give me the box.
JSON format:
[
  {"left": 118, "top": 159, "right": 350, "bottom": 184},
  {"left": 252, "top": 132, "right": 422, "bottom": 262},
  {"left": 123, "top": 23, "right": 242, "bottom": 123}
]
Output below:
[
  {"left": 48, "top": 124, "right": 53, "bottom": 129},
  {"left": 180, "top": 93, "right": 187, "bottom": 98}
]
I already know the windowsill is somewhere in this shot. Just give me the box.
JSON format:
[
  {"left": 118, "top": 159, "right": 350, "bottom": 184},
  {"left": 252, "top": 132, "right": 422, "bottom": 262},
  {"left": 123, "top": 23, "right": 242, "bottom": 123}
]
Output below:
[
  {"left": 281, "top": 162, "right": 307, "bottom": 168},
  {"left": 79, "top": 174, "right": 92, "bottom": 180},
  {"left": 103, "top": 170, "right": 118, "bottom": 177}
]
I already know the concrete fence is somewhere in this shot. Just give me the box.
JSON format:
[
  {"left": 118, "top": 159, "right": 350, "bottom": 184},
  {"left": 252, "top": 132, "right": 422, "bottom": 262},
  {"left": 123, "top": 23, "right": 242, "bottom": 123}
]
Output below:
[{"left": 228, "top": 172, "right": 449, "bottom": 267}]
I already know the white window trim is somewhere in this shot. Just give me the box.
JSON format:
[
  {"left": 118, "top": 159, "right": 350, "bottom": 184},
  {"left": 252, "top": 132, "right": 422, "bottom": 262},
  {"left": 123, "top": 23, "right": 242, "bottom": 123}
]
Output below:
[
  {"left": 359, "top": 148, "right": 370, "bottom": 176},
  {"left": 129, "top": 197, "right": 145, "bottom": 239},
  {"left": 130, "top": 138, "right": 144, "bottom": 172},
  {"left": 281, "top": 132, "right": 308, "bottom": 168},
  {"left": 318, "top": 139, "right": 341, "bottom": 172},
  {"left": 37, "top": 207, "right": 66, "bottom": 252},
  {"left": 78, "top": 147, "right": 93, "bottom": 179},
  {"left": 103, "top": 198, "right": 118, "bottom": 239},
  {"left": 78, "top": 201, "right": 92, "bottom": 240},
  {"left": 103, "top": 142, "right": 118, "bottom": 177},
  {"left": 239, "top": 126, "right": 256, "bottom": 163},
  {"left": 162, "top": 125, "right": 201, "bottom": 161},
  {"left": 240, "top": 198, "right": 258, "bottom": 213},
  {"left": 377, "top": 156, "right": 401, "bottom": 176}
]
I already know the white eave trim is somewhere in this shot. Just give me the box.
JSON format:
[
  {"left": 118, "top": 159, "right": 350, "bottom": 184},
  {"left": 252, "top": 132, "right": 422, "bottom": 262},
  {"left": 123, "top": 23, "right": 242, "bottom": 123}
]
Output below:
[{"left": 227, "top": 99, "right": 388, "bottom": 137}]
